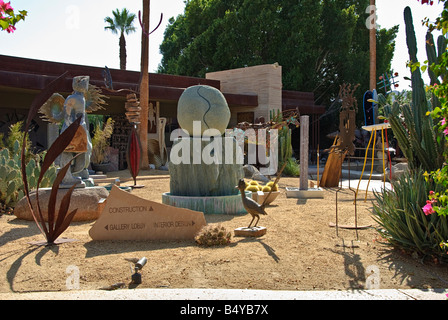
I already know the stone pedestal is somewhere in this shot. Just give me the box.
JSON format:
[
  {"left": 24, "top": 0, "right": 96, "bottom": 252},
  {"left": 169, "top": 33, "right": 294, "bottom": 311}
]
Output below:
[
  {"left": 162, "top": 191, "right": 251, "bottom": 215},
  {"left": 234, "top": 226, "right": 267, "bottom": 237},
  {"left": 169, "top": 137, "right": 244, "bottom": 197},
  {"left": 14, "top": 186, "right": 109, "bottom": 222}
]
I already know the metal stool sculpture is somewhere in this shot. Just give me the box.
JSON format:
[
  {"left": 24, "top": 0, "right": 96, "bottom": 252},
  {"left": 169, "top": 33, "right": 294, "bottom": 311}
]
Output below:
[{"left": 331, "top": 151, "right": 359, "bottom": 239}]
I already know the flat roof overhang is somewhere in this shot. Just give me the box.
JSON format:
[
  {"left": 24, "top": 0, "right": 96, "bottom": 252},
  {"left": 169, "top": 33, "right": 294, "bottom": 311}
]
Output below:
[
  {"left": 282, "top": 90, "right": 326, "bottom": 115},
  {"left": 0, "top": 55, "right": 258, "bottom": 108}
]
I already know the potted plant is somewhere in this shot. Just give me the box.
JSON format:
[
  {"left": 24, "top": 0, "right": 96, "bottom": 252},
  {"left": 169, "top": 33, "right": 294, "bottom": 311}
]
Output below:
[{"left": 90, "top": 117, "right": 114, "bottom": 173}]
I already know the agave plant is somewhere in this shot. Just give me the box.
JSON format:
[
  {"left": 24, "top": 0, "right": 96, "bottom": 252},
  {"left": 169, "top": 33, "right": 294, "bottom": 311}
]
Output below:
[
  {"left": 20, "top": 72, "right": 82, "bottom": 246},
  {"left": 372, "top": 169, "right": 448, "bottom": 261}
]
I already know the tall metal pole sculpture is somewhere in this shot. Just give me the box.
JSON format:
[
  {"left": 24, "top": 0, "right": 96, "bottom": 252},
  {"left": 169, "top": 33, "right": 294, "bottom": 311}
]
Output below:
[
  {"left": 138, "top": 1, "right": 163, "bottom": 170},
  {"left": 139, "top": 0, "right": 150, "bottom": 169},
  {"left": 369, "top": 0, "right": 377, "bottom": 91}
]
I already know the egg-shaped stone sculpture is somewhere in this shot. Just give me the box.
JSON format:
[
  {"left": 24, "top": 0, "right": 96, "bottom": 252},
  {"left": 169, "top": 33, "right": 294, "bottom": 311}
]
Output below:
[{"left": 177, "top": 85, "right": 230, "bottom": 137}]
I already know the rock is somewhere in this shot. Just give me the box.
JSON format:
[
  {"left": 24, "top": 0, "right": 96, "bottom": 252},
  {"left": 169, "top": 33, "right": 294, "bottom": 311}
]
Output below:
[
  {"left": 387, "top": 162, "right": 409, "bottom": 181},
  {"left": 14, "top": 186, "right": 109, "bottom": 222},
  {"left": 243, "top": 164, "right": 257, "bottom": 177},
  {"left": 243, "top": 164, "right": 270, "bottom": 183},
  {"left": 252, "top": 171, "right": 270, "bottom": 183},
  {"left": 177, "top": 85, "right": 231, "bottom": 137}
]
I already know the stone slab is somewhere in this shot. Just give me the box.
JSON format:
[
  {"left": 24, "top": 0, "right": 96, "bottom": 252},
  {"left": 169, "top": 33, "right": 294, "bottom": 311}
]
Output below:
[
  {"left": 14, "top": 186, "right": 109, "bottom": 222},
  {"left": 285, "top": 187, "right": 325, "bottom": 199},
  {"left": 234, "top": 226, "right": 267, "bottom": 237},
  {"left": 89, "top": 185, "right": 207, "bottom": 241}
]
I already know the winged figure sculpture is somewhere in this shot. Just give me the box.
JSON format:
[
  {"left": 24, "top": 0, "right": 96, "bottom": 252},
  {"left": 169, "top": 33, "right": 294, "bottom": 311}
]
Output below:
[{"left": 39, "top": 76, "right": 107, "bottom": 188}]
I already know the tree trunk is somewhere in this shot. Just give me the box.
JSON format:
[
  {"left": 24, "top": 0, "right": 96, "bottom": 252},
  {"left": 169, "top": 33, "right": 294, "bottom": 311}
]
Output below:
[
  {"left": 139, "top": 0, "right": 150, "bottom": 168},
  {"left": 119, "top": 32, "right": 127, "bottom": 70}
]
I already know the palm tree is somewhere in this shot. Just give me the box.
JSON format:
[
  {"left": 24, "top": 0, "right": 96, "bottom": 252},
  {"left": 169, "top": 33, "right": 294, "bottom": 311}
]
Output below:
[{"left": 104, "top": 8, "right": 137, "bottom": 70}]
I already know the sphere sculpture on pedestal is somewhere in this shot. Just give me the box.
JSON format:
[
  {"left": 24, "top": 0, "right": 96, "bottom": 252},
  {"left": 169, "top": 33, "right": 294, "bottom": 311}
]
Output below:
[
  {"left": 163, "top": 85, "right": 248, "bottom": 214},
  {"left": 177, "top": 85, "right": 231, "bottom": 137}
]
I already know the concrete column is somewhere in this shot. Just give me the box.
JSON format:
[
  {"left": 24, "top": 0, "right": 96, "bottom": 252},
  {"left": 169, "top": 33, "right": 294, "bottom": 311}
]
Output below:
[{"left": 300, "top": 116, "right": 309, "bottom": 190}]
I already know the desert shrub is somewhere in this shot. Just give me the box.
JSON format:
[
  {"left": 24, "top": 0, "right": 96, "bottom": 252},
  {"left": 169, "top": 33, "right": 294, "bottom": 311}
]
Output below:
[
  {"left": 195, "top": 224, "right": 232, "bottom": 247},
  {"left": 372, "top": 169, "right": 448, "bottom": 262},
  {"left": 283, "top": 157, "right": 300, "bottom": 177},
  {"left": 0, "top": 122, "right": 57, "bottom": 210}
]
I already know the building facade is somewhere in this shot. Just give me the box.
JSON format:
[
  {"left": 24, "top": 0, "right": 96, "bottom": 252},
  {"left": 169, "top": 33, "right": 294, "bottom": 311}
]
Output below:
[{"left": 0, "top": 55, "right": 324, "bottom": 169}]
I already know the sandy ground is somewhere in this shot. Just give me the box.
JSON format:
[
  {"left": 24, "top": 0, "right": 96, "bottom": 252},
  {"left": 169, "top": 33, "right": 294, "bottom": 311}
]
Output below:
[{"left": 1, "top": 169, "right": 448, "bottom": 294}]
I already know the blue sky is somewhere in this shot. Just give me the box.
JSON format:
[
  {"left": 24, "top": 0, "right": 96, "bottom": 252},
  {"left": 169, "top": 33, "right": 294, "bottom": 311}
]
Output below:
[{"left": 0, "top": 0, "right": 444, "bottom": 88}]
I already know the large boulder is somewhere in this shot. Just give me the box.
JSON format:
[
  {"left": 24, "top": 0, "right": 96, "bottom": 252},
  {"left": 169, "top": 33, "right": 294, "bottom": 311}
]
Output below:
[{"left": 14, "top": 186, "right": 109, "bottom": 222}]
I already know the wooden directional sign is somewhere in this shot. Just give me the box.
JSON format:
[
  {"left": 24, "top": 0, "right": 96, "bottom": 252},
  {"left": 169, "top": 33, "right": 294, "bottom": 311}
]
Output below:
[{"left": 89, "top": 185, "right": 206, "bottom": 241}]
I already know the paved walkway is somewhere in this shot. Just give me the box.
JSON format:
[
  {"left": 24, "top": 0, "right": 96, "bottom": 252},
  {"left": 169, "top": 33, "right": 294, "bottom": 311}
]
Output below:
[{"left": 0, "top": 287, "right": 447, "bottom": 300}]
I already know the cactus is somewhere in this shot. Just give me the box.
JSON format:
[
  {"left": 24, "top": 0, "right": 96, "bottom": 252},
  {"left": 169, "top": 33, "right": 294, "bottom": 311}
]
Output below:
[
  {"left": 425, "top": 30, "right": 447, "bottom": 87},
  {"left": 0, "top": 140, "right": 57, "bottom": 209},
  {"left": 194, "top": 224, "right": 232, "bottom": 247},
  {"left": 425, "top": 30, "right": 447, "bottom": 111},
  {"left": 381, "top": 7, "right": 446, "bottom": 172},
  {"left": 279, "top": 125, "right": 292, "bottom": 166}
]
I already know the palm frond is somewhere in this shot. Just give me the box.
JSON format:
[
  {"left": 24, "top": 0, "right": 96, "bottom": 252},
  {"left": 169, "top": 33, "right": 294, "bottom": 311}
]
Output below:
[{"left": 105, "top": 8, "right": 136, "bottom": 35}]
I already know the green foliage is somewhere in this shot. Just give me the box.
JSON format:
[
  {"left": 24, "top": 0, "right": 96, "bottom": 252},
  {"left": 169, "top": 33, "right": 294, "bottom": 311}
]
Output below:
[
  {"left": 0, "top": 141, "right": 57, "bottom": 209},
  {"left": 0, "top": 1, "right": 27, "bottom": 33},
  {"left": 0, "top": 122, "right": 57, "bottom": 209},
  {"left": 278, "top": 126, "right": 292, "bottom": 167},
  {"left": 104, "top": 8, "right": 136, "bottom": 36},
  {"left": 159, "top": 0, "right": 398, "bottom": 127},
  {"left": 104, "top": 8, "right": 137, "bottom": 70},
  {"left": 283, "top": 157, "right": 300, "bottom": 177},
  {"left": 270, "top": 110, "right": 296, "bottom": 172},
  {"left": 5, "top": 121, "right": 39, "bottom": 164},
  {"left": 372, "top": 169, "right": 448, "bottom": 262},
  {"left": 427, "top": 166, "right": 448, "bottom": 217},
  {"left": 382, "top": 98, "right": 445, "bottom": 172},
  {"left": 380, "top": 7, "right": 446, "bottom": 173},
  {"left": 91, "top": 117, "right": 114, "bottom": 164}
]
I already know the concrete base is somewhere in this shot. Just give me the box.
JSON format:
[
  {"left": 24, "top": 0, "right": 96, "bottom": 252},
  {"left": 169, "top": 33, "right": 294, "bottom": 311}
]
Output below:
[
  {"left": 285, "top": 187, "right": 325, "bottom": 199},
  {"left": 162, "top": 191, "right": 251, "bottom": 215},
  {"left": 234, "top": 226, "right": 266, "bottom": 237}
]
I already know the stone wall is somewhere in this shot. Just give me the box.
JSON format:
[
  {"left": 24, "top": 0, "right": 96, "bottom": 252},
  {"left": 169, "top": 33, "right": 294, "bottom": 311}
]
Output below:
[{"left": 206, "top": 64, "right": 282, "bottom": 123}]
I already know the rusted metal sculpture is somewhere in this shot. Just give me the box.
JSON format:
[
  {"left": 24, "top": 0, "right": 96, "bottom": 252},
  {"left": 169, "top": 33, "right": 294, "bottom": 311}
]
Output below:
[
  {"left": 320, "top": 83, "right": 359, "bottom": 187},
  {"left": 21, "top": 73, "right": 83, "bottom": 246},
  {"left": 125, "top": 93, "right": 144, "bottom": 188}
]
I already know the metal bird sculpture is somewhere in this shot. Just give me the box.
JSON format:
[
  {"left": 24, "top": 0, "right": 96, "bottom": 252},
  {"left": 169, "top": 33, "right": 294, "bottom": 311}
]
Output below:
[
  {"left": 236, "top": 179, "right": 268, "bottom": 228},
  {"left": 237, "top": 161, "right": 287, "bottom": 229}
]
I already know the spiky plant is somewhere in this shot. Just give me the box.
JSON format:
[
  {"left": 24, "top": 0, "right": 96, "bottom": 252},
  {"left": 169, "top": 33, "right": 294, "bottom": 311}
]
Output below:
[
  {"left": 91, "top": 117, "right": 114, "bottom": 165},
  {"left": 372, "top": 169, "right": 448, "bottom": 261},
  {"left": 195, "top": 224, "right": 232, "bottom": 247},
  {"left": 381, "top": 7, "right": 446, "bottom": 172}
]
